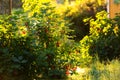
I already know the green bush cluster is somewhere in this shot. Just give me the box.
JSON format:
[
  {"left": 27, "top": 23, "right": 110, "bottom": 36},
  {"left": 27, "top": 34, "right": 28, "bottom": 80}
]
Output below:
[
  {"left": 80, "top": 11, "right": 120, "bottom": 61},
  {"left": 0, "top": 2, "right": 92, "bottom": 79},
  {"left": 0, "top": 9, "right": 36, "bottom": 79},
  {"left": 1, "top": 0, "right": 120, "bottom": 79}
]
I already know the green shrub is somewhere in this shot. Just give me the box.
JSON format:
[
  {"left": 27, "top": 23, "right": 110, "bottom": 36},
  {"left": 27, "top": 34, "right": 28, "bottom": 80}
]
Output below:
[
  {"left": 26, "top": 2, "right": 83, "bottom": 79},
  {"left": 0, "top": 9, "right": 36, "bottom": 79},
  {"left": 81, "top": 11, "right": 120, "bottom": 61},
  {"left": 0, "top": 1, "right": 86, "bottom": 79}
]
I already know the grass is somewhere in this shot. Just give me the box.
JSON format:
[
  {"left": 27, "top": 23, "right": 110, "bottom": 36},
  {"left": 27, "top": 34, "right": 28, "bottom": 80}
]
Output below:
[{"left": 68, "top": 59, "right": 120, "bottom": 80}]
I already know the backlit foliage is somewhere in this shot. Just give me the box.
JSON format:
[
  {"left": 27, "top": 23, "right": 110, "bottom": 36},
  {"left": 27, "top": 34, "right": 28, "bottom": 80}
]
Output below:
[
  {"left": 0, "top": 1, "right": 92, "bottom": 79},
  {"left": 81, "top": 11, "right": 120, "bottom": 61}
]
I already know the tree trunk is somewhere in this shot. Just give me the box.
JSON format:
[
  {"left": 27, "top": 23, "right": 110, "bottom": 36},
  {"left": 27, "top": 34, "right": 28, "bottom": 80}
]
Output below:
[
  {"left": 9, "top": 0, "right": 12, "bottom": 15},
  {"left": 0, "top": 0, "right": 12, "bottom": 15}
]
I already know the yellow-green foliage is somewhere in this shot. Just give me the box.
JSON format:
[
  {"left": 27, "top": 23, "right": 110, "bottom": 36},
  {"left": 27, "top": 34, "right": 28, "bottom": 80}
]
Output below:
[
  {"left": 22, "top": 0, "right": 56, "bottom": 17},
  {"left": 56, "top": 0, "right": 106, "bottom": 16},
  {"left": 81, "top": 11, "right": 120, "bottom": 61},
  {"left": 55, "top": 0, "right": 107, "bottom": 41},
  {"left": 1, "top": 2, "right": 90, "bottom": 79}
]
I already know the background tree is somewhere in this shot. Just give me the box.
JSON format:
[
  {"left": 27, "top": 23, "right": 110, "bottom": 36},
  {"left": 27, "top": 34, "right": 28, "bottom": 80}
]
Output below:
[
  {"left": 0, "top": 0, "right": 10, "bottom": 14},
  {"left": 12, "top": 0, "right": 22, "bottom": 8}
]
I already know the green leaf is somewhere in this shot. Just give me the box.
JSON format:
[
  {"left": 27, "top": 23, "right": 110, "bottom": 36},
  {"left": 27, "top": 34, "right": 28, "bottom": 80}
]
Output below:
[
  {"left": 12, "top": 57, "right": 19, "bottom": 63},
  {"left": 18, "top": 56, "right": 23, "bottom": 60},
  {"left": 21, "top": 60, "right": 27, "bottom": 63}
]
